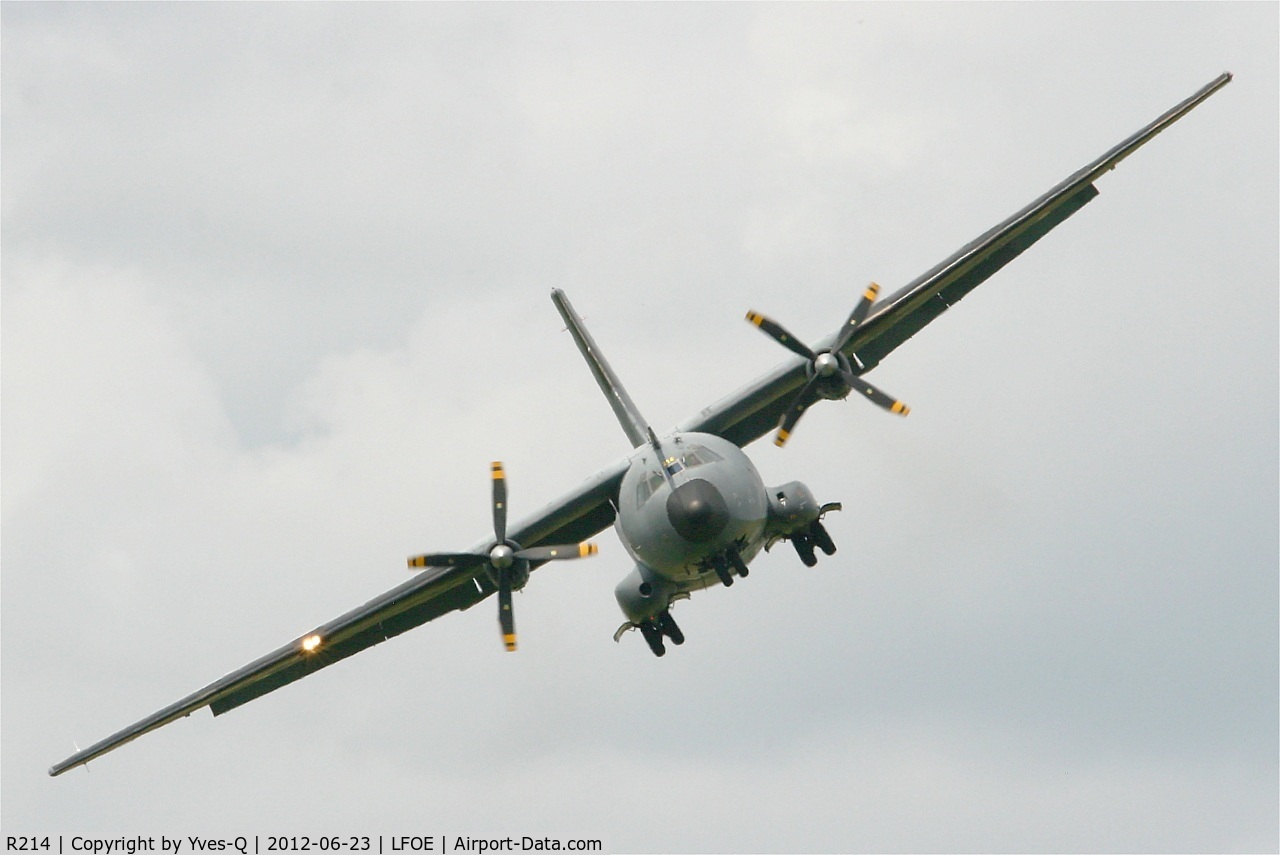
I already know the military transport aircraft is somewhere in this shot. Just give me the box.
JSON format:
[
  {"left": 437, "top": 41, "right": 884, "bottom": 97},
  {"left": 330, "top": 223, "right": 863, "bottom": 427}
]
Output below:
[{"left": 49, "top": 73, "right": 1231, "bottom": 776}]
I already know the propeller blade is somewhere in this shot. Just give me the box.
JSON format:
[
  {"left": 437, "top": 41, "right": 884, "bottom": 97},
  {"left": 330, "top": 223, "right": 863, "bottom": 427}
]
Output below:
[
  {"left": 745, "top": 311, "right": 817, "bottom": 361},
  {"left": 408, "top": 552, "right": 487, "bottom": 570},
  {"left": 515, "top": 542, "right": 599, "bottom": 562},
  {"left": 497, "top": 568, "right": 516, "bottom": 652},
  {"left": 832, "top": 282, "right": 880, "bottom": 353},
  {"left": 774, "top": 374, "right": 822, "bottom": 447},
  {"left": 409, "top": 462, "right": 600, "bottom": 649},
  {"left": 846, "top": 372, "right": 910, "bottom": 415},
  {"left": 491, "top": 461, "right": 507, "bottom": 544}
]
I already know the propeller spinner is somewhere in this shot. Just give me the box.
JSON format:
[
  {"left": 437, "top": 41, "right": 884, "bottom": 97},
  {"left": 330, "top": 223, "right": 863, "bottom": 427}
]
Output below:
[
  {"left": 747, "top": 283, "right": 909, "bottom": 447},
  {"left": 408, "top": 462, "right": 598, "bottom": 651}
]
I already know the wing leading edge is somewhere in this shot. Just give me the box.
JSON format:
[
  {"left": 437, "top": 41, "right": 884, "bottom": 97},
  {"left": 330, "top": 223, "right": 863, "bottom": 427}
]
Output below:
[
  {"left": 48, "top": 459, "right": 627, "bottom": 776},
  {"left": 50, "top": 73, "right": 1230, "bottom": 777},
  {"left": 682, "top": 72, "right": 1231, "bottom": 448}
]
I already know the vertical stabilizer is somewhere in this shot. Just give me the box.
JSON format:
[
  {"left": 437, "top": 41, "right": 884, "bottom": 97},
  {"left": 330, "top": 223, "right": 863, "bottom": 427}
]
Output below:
[{"left": 551, "top": 289, "right": 651, "bottom": 448}]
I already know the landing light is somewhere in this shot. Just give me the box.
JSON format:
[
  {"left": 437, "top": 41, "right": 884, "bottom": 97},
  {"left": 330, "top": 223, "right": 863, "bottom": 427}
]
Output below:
[{"left": 301, "top": 634, "right": 323, "bottom": 653}]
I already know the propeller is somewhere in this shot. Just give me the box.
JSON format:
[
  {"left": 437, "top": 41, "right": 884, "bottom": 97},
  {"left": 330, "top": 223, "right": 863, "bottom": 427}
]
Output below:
[
  {"left": 407, "top": 461, "right": 598, "bottom": 651},
  {"left": 746, "top": 283, "right": 909, "bottom": 447}
]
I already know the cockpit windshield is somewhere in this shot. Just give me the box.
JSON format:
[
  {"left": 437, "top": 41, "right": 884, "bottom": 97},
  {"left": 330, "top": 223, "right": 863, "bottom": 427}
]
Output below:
[
  {"left": 681, "top": 446, "right": 723, "bottom": 467},
  {"left": 635, "top": 445, "right": 725, "bottom": 505}
]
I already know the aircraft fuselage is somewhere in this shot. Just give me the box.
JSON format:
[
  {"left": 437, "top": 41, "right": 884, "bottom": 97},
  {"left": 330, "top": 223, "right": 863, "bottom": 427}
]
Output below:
[
  {"left": 610, "top": 431, "right": 827, "bottom": 634},
  {"left": 616, "top": 431, "right": 768, "bottom": 582}
]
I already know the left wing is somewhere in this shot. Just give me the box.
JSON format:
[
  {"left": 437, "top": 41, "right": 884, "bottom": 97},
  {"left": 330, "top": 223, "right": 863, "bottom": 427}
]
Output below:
[
  {"left": 48, "top": 459, "right": 626, "bottom": 776},
  {"left": 680, "top": 73, "right": 1231, "bottom": 447}
]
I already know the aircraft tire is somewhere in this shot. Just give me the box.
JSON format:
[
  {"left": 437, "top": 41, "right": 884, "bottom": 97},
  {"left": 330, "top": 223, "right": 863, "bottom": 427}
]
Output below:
[
  {"left": 712, "top": 559, "right": 734, "bottom": 587},
  {"left": 658, "top": 611, "right": 685, "bottom": 645},
  {"left": 793, "top": 534, "right": 818, "bottom": 567},
  {"left": 809, "top": 520, "right": 837, "bottom": 556},
  {"left": 640, "top": 621, "right": 667, "bottom": 657}
]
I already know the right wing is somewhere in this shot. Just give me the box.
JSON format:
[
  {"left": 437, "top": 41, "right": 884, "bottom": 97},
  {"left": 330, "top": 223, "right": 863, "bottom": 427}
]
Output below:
[{"left": 48, "top": 458, "right": 628, "bottom": 776}]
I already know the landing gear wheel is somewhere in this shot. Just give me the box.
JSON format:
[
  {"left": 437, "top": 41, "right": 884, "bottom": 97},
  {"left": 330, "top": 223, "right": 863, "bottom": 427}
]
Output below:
[
  {"left": 640, "top": 621, "right": 666, "bottom": 657},
  {"left": 809, "top": 520, "right": 836, "bottom": 556},
  {"left": 658, "top": 610, "right": 685, "bottom": 645},
  {"left": 793, "top": 533, "right": 818, "bottom": 567},
  {"left": 726, "top": 546, "right": 749, "bottom": 579}
]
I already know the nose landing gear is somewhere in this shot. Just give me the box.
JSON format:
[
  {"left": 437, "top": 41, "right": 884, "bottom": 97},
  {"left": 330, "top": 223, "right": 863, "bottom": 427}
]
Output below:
[{"left": 707, "top": 545, "right": 749, "bottom": 587}]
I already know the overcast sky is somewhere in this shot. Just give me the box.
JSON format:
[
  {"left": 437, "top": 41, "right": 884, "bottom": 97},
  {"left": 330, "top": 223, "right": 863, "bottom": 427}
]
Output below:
[{"left": 3, "top": 4, "right": 1276, "bottom": 852}]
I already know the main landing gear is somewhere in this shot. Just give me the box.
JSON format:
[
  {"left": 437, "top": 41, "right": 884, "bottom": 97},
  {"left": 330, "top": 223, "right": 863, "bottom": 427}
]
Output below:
[
  {"left": 638, "top": 609, "right": 684, "bottom": 657},
  {"left": 785, "top": 500, "right": 841, "bottom": 567},
  {"left": 632, "top": 543, "right": 746, "bottom": 657},
  {"left": 790, "top": 518, "right": 837, "bottom": 567}
]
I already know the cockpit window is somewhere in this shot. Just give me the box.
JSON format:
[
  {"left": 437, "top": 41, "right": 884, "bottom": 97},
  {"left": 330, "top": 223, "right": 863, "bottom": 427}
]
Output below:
[
  {"left": 635, "top": 446, "right": 724, "bottom": 505},
  {"left": 681, "top": 445, "right": 723, "bottom": 468},
  {"left": 635, "top": 471, "right": 665, "bottom": 505}
]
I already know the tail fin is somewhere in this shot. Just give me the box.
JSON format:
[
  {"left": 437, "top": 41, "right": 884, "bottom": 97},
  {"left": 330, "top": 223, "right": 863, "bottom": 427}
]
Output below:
[{"left": 551, "top": 289, "right": 650, "bottom": 448}]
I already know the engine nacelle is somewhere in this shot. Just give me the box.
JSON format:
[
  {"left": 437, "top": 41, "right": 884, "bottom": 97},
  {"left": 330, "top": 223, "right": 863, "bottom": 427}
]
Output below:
[
  {"left": 479, "top": 548, "right": 531, "bottom": 592},
  {"left": 614, "top": 564, "right": 676, "bottom": 624},
  {"left": 804, "top": 351, "right": 856, "bottom": 402},
  {"left": 765, "top": 480, "right": 821, "bottom": 538}
]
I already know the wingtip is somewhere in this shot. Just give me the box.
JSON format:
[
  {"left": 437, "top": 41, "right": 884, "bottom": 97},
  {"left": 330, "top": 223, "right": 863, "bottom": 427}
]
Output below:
[
  {"left": 1204, "top": 72, "right": 1233, "bottom": 96},
  {"left": 48, "top": 758, "right": 77, "bottom": 777}
]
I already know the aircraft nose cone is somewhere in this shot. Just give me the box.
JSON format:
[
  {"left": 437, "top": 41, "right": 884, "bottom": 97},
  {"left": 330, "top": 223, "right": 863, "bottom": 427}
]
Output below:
[{"left": 666, "top": 478, "right": 730, "bottom": 543}]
